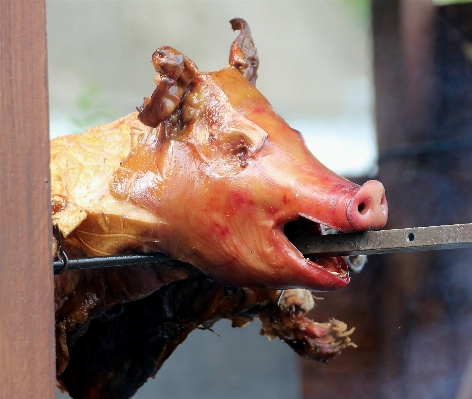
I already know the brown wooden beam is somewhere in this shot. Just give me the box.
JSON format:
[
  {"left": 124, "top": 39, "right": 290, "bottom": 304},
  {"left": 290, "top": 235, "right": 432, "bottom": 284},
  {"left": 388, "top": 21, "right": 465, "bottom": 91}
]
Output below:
[{"left": 0, "top": 1, "right": 55, "bottom": 397}]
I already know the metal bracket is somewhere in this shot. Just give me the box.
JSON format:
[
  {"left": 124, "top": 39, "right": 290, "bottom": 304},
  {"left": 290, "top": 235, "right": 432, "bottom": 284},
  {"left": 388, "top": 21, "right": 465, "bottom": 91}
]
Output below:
[{"left": 53, "top": 224, "right": 69, "bottom": 274}]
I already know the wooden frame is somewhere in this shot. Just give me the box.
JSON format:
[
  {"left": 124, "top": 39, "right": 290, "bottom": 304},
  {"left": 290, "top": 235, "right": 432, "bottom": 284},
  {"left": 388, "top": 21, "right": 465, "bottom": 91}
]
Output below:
[{"left": 0, "top": 1, "right": 56, "bottom": 397}]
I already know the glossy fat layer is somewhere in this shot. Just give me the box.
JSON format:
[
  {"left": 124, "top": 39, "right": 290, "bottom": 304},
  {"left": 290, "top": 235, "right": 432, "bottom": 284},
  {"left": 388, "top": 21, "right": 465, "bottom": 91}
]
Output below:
[{"left": 50, "top": 113, "right": 163, "bottom": 253}]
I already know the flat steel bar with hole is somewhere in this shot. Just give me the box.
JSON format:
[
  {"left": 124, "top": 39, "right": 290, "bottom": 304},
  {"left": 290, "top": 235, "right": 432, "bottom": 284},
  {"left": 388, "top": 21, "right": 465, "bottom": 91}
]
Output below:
[
  {"left": 53, "top": 223, "right": 472, "bottom": 274},
  {"left": 292, "top": 223, "right": 472, "bottom": 258}
]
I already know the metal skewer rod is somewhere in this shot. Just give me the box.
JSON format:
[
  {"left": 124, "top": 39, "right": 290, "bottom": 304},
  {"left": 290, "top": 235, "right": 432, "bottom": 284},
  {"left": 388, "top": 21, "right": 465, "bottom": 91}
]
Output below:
[
  {"left": 53, "top": 253, "right": 173, "bottom": 274},
  {"left": 53, "top": 223, "right": 472, "bottom": 274},
  {"left": 292, "top": 223, "right": 472, "bottom": 257}
]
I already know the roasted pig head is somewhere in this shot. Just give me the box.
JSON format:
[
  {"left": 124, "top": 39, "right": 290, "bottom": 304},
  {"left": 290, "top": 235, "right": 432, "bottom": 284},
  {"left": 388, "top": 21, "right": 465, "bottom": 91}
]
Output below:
[{"left": 52, "top": 18, "right": 387, "bottom": 292}]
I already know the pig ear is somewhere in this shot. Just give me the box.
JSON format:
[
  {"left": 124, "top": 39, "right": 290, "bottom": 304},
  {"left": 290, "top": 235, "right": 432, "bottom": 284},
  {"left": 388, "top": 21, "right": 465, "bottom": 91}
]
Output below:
[
  {"left": 138, "top": 46, "right": 199, "bottom": 128},
  {"left": 229, "top": 18, "right": 259, "bottom": 86}
]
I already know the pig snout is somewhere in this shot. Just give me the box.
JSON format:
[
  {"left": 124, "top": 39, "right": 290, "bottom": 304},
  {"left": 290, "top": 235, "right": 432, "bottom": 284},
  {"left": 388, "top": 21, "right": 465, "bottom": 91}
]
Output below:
[{"left": 346, "top": 180, "right": 388, "bottom": 231}]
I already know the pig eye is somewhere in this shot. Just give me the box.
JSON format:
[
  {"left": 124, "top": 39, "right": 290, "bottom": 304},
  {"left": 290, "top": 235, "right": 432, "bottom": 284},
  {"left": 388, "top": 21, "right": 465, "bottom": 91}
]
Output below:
[
  {"left": 220, "top": 121, "right": 267, "bottom": 169},
  {"left": 227, "top": 118, "right": 268, "bottom": 153},
  {"left": 223, "top": 134, "right": 251, "bottom": 168},
  {"left": 231, "top": 140, "right": 250, "bottom": 168}
]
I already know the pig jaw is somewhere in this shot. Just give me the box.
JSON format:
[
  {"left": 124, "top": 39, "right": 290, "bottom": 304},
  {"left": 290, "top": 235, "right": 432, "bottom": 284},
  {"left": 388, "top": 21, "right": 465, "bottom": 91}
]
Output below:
[{"left": 198, "top": 181, "right": 386, "bottom": 291}]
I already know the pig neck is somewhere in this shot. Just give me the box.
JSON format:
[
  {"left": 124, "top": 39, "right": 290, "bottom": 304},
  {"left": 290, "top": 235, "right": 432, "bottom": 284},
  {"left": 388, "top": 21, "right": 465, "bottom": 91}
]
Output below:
[{"left": 51, "top": 113, "right": 168, "bottom": 257}]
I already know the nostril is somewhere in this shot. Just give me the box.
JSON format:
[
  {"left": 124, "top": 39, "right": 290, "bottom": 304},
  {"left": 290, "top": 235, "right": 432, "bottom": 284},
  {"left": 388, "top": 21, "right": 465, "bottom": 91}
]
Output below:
[{"left": 347, "top": 180, "right": 388, "bottom": 231}]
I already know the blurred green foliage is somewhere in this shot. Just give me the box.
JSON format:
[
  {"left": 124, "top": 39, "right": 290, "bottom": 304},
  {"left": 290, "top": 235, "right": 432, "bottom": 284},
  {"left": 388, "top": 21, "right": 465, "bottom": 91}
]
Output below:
[
  {"left": 341, "top": 0, "right": 371, "bottom": 27},
  {"left": 71, "top": 83, "right": 119, "bottom": 133}
]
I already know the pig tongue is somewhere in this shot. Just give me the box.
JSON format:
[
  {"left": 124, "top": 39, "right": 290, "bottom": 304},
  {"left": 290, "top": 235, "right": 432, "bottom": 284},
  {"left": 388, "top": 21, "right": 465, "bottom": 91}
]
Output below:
[{"left": 312, "top": 256, "right": 349, "bottom": 278}]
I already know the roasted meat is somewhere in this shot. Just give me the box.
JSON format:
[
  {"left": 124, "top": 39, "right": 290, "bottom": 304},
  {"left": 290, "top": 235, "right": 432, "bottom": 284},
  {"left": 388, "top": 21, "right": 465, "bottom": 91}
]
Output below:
[
  {"left": 57, "top": 264, "right": 355, "bottom": 399},
  {"left": 51, "top": 18, "right": 387, "bottom": 291},
  {"left": 52, "top": 19, "right": 387, "bottom": 398}
]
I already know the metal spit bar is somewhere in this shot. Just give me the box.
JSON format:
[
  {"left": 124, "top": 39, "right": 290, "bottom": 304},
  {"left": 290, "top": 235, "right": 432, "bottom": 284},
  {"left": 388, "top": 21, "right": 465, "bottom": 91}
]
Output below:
[
  {"left": 53, "top": 223, "right": 472, "bottom": 274},
  {"left": 292, "top": 223, "right": 472, "bottom": 257}
]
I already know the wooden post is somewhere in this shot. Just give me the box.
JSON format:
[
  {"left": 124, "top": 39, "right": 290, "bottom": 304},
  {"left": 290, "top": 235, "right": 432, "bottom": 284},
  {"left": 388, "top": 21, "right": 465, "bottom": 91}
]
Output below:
[{"left": 0, "top": 1, "right": 56, "bottom": 397}]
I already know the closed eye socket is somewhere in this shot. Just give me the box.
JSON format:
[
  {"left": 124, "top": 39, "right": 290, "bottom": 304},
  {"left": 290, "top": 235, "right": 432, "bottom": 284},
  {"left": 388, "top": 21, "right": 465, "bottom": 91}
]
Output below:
[
  {"left": 222, "top": 133, "right": 251, "bottom": 167},
  {"left": 220, "top": 120, "right": 267, "bottom": 168},
  {"left": 228, "top": 117, "right": 268, "bottom": 152}
]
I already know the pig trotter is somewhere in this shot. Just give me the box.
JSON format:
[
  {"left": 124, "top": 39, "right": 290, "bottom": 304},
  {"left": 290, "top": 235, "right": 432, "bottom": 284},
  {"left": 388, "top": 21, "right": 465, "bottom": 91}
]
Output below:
[
  {"left": 229, "top": 18, "right": 259, "bottom": 85},
  {"left": 259, "top": 289, "right": 356, "bottom": 362}
]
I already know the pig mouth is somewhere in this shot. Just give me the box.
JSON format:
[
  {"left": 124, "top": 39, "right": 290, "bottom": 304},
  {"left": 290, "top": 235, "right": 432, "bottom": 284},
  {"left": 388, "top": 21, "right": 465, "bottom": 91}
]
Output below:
[{"left": 281, "top": 216, "right": 349, "bottom": 285}]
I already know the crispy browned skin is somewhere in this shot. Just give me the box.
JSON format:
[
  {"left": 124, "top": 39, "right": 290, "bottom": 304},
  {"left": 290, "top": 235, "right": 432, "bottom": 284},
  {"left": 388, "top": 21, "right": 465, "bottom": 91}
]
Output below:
[
  {"left": 52, "top": 19, "right": 384, "bottom": 398},
  {"left": 51, "top": 19, "right": 388, "bottom": 292}
]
